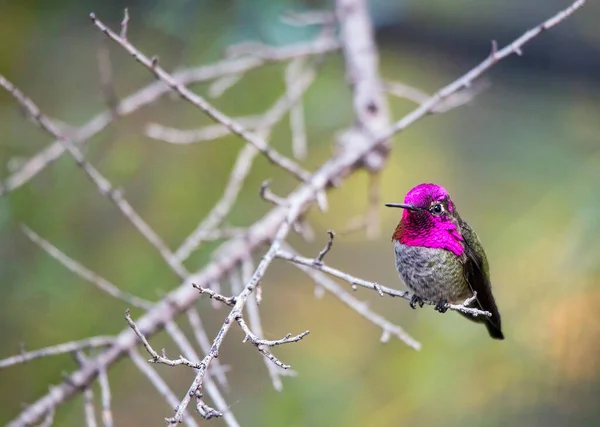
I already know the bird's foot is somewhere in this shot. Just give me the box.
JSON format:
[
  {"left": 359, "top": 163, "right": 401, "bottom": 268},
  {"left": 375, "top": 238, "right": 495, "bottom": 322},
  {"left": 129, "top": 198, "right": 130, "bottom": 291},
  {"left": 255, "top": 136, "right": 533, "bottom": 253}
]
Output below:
[
  {"left": 434, "top": 300, "right": 448, "bottom": 313},
  {"left": 409, "top": 295, "right": 425, "bottom": 310}
]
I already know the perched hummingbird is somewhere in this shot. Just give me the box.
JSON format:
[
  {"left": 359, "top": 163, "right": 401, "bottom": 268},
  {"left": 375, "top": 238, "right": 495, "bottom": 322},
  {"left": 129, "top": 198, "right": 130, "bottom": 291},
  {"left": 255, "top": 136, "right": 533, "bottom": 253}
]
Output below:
[{"left": 385, "top": 183, "right": 504, "bottom": 340}]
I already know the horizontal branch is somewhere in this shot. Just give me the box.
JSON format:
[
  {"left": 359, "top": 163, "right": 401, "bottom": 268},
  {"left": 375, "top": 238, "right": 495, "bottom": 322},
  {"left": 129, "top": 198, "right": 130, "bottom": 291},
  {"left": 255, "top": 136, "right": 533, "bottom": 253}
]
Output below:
[
  {"left": 289, "top": 253, "right": 421, "bottom": 349},
  {"left": 0, "top": 337, "right": 113, "bottom": 369},
  {"left": 276, "top": 249, "right": 491, "bottom": 318}
]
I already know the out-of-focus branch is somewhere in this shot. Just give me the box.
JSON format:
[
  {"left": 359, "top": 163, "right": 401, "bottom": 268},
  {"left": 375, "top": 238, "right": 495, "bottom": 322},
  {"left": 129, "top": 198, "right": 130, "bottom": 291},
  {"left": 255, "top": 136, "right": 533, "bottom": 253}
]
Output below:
[
  {"left": 0, "top": 337, "right": 113, "bottom": 369},
  {"left": 290, "top": 254, "right": 421, "bottom": 348},
  {"left": 286, "top": 59, "right": 308, "bottom": 160},
  {"left": 97, "top": 368, "right": 113, "bottom": 427},
  {"left": 145, "top": 116, "right": 261, "bottom": 145},
  {"left": 335, "top": 0, "right": 391, "bottom": 239},
  {"left": 240, "top": 258, "right": 296, "bottom": 390},
  {"left": 21, "top": 225, "right": 152, "bottom": 309},
  {"left": 1, "top": 75, "right": 189, "bottom": 280},
  {"left": 20, "top": 224, "right": 233, "bottom": 423},
  {"left": 90, "top": 12, "right": 312, "bottom": 184},
  {"left": 173, "top": 61, "right": 320, "bottom": 262},
  {"left": 276, "top": 248, "right": 491, "bottom": 318},
  {"left": 185, "top": 309, "right": 230, "bottom": 391},
  {"left": 129, "top": 349, "right": 199, "bottom": 427},
  {"left": 0, "top": 38, "right": 338, "bottom": 195}
]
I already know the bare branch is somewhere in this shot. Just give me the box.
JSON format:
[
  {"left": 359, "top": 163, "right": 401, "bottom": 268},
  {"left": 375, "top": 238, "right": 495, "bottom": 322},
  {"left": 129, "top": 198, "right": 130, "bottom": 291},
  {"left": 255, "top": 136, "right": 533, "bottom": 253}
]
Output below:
[
  {"left": 90, "top": 13, "right": 312, "bottom": 183},
  {"left": 0, "top": 76, "right": 188, "bottom": 279},
  {"left": 236, "top": 316, "right": 309, "bottom": 370},
  {"left": 129, "top": 349, "right": 199, "bottom": 427},
  {"left": 160, "top": 322, "right": 234, "bottom": 425},
  {"left": 192, "top": 284, "right": 236, "bottom": 306},
  {"left": 21, "top": 225, "right": 152, "bottom": 309},
  {"left": 97, "top": 369, "right": 113, "bottom": 427},
  {"left": 145, "top": 116, "right": 261, "bottom": 145},
  {"left": 284, "top": 247, "right": 421, "bottom": 350},
  {"left": 383, "top": 80, "right": 430, "bottom": 104},
  {"left": 276, "top": 249, "right": 491, "bottom": 318},
  {"left": 185, "top": 310, "right": 230, "bottom": 391},
  {"left": 285, "top": 59, "right": 308, "bottom": 160},
  {"left": 120, "top": 8, "right": 130, "bottom": 40},
  {"left": 241, "top": 258, "right": 294, "bottom": 390},
  {"left": 0, "top": 337, "right": 113, "bottom": 370},
  {"left": 173, "top": 62, "right": 319, "bottom": 262},
  {"left": 208, "top": 74, "right": 243, "bottom": 98},
  {"left": 314, "top": 231, "right": 335, "bottom": 265},
  {"left": 72, "top": 352, "right": 98, "bottom": 427},
  {"left": 0, "top": 38, "right": 338, "bottom": 195},
  {"left": 281, "top": 10, "right": 335, "bottom": 27},
  {"left": 259, "top": 180, "right": 287, "bottom": 207},
  {"left": 125, "top": 310, "right": 201, "bottom": 369},
  {"left": 82, "top": 385, "right": 97, "bottom": 427}
]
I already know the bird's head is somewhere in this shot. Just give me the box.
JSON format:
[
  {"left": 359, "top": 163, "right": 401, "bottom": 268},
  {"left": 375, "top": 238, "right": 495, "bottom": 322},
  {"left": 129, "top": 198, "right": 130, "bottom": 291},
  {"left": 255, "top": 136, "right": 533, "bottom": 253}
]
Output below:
[{"left": 386, "top": 183, "right": 464, "bottom": 255}]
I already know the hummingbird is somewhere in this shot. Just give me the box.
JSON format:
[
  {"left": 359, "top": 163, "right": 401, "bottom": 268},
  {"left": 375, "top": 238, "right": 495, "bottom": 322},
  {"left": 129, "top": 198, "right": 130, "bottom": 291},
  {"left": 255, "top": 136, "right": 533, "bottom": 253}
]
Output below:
[{"left": 385, "top": 183, "right": 504, "bottom": 340}]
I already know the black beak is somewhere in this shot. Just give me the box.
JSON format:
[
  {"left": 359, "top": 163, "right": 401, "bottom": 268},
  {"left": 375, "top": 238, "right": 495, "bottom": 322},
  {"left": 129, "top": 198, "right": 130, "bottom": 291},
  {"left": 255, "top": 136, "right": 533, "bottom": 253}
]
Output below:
[{"left": 384, "top": 203, "right": 421, "bottom": 212}]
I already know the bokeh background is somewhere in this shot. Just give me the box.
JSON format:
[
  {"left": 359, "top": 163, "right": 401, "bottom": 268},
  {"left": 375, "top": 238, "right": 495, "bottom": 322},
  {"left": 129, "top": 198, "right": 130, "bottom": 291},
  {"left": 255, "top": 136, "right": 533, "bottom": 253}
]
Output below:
[{"left": 1, "top": 0, "right": 600, "bottom": 426}]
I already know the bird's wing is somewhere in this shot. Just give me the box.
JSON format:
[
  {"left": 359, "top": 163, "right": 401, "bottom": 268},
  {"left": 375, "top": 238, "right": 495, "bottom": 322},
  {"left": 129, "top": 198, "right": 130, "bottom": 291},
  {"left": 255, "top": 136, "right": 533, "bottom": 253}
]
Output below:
[{"left": 459, "top": 221, "right": 504, "bottom": 338}]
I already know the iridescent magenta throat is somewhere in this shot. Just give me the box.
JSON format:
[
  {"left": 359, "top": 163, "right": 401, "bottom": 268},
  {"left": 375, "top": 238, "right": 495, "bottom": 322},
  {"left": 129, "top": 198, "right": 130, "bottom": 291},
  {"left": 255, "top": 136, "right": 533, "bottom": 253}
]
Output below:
[{"left": 397, "top": 213, "right": 465, "bottom": 256}]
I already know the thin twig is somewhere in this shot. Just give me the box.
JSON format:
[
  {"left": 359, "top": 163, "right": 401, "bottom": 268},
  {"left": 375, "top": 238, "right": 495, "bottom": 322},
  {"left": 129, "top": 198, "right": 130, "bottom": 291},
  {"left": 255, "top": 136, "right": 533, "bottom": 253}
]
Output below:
[
  {"left": 314, "top": 231, "right": 335, "bottom": 265},
  {"left": 192, "top": 284, "right": 236, "bottom": 306},
  {"left": 276, "top": 249, "right": 491, "bottom": 317},
  {"left": 384, "top": 79, "right": 488, "bottom": 113},
  {"left": 240, "top": 258, "right": 295, "bottom": 390},
  {"left": 90, "top": 12, "right": 311, "bottom": 183},
  {"left": 21, "top": 225, "right": 152, "bottom": 309},
  {"left": 236, "top": 316, "right": 309, "bottom": 370},
  {"left": 259, "top": 180, "right": 287, "bottom": 207},
  {"left": 284, "top": 246, "right": 421, "bottom": 350},
  {"left": 129, "top": 349, "right": 199, "bottom": 427},
  {"left": 208, "top": 74, "right": 243, "bottom": 98},
  {"left": 82, "top": 385, "right": 97, "bottom": 427},
  {"left": 145, "top": 116, "right": 261, "bottom": 145},
  {"left": 0, "top": 76, "right": 188, "bottom": 279},
  {"left": 120, "top": 8, "right": 130, "bottom": 40},
  {"left": 0, "top": 337, "right": 114, "bottom": 370},
  {"left": 161, "top": 322, "right": 233, "bottom": 425},
  {"left": 185, "top": 309, "right": 230, "bottom": 391},
  {"left": 173, "top": 62, "right": 319, "bottom": 262},
  {"left": 285, "top": 59, "right": 308, "bottom": 160},
  {"left": 125, "top": 310, "right": 201, "bottom": 369},
  {"left": 97, "top": 368, "right": 113, "bottom": 427},
  {"left": 281, "top": 10, "right": 335, "bottom": 27},
  {"left": 1, "top": 37, "right": 339, "bottom": 195},
  {"left": 73, "top": 352, "right": 98, "bottom": 427}
]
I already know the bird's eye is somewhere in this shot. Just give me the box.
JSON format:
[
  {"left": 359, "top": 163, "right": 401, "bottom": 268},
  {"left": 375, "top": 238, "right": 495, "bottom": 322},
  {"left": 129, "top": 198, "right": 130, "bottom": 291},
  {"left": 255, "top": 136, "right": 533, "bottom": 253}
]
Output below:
[{"left": 431, "top": 204, "right": 443, "bottom": 214}]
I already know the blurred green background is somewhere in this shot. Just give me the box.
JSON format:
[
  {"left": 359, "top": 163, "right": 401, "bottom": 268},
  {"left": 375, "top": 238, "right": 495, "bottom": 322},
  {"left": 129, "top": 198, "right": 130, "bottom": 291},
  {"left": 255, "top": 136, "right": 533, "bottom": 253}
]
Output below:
[{"left": 1, "top": 0, "right": 600, "bottom": 426}]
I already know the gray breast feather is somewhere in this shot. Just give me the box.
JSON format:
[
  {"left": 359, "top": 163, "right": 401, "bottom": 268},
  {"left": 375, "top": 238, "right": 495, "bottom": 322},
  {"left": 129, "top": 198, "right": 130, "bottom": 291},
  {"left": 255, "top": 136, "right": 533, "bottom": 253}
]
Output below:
[{"left": 394, "top": 241, "right": 471, "bottom": 303}]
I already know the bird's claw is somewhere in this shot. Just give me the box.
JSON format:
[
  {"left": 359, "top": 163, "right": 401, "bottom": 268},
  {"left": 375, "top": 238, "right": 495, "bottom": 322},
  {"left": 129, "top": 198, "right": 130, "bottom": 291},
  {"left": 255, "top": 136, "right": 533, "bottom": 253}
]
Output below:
[
  {"left": 434, "top": 300, "right": 448, "bottom": 313},
  {"left": 409, "top": 295, "right": 424, "bottom": 309}
]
